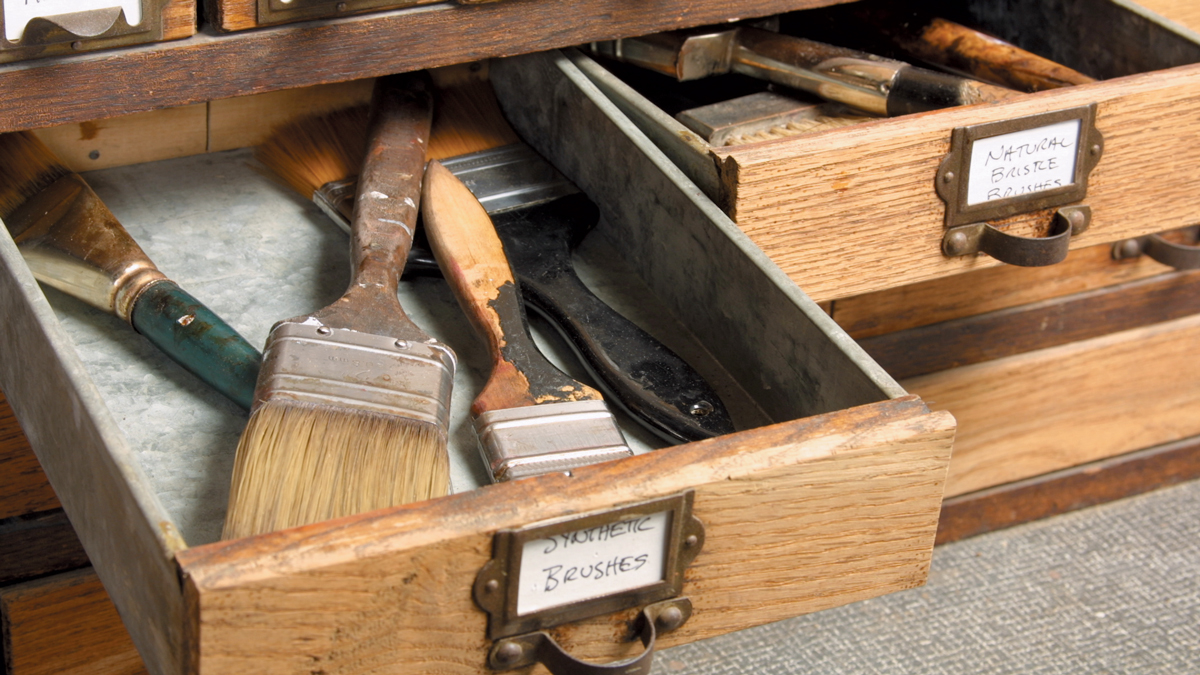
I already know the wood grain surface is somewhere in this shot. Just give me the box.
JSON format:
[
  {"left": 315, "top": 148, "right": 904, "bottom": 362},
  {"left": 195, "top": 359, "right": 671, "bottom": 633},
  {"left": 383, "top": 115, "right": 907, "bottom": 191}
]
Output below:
[
  {"left": 0, "top": 0, "right": 852, "bottom": 133},
  {"left": 179, "top": 397, "right": 954, "bottom": 674},
  {"left": 906, "top": 313, "right": 1200, "bottom": 499},
  {"left": 0, "top": 510, "right": 89, "bottom": 586},
  {"left": 937, "top": 433, "right": 1200, "bottom": 544},
  {"left": 1, "top": 567, "right": 147, "bottom": 675},
  {"left": 858, "top": 267, "right": 1200, "bottom": 379},
  {"left": 1135, "top": 0, "right": 1200, "bottom": 32},
  {"left": 0, "top": 390, "right": 59, "bottom": 520},
  {"left": 721, "top": 64, "right": 1200, "bottom": 302},
  {"left": 31, "top": 105, "right": 207, "bottom": 172},
  {"left": 831, "top": 242, "right": 1171, "bottom": 339}
]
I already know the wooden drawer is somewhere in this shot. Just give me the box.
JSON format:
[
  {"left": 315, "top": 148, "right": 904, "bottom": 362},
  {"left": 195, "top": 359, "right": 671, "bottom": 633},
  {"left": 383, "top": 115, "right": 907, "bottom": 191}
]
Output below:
[
  {"left": 0, "top": 57, "right": 953, "bottom": 675},
  {"left": 570, "top": 0, "right": 1200, "bottom": 303}
]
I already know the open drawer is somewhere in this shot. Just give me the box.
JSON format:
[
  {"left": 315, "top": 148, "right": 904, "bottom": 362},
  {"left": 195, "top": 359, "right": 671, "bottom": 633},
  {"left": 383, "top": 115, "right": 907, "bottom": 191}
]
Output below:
[
  {"left": 566, "top": 0, "right": 1200, "bottom": 303},
  {"left": 0, "top": 57, "right": 954, "bottom": 675}
]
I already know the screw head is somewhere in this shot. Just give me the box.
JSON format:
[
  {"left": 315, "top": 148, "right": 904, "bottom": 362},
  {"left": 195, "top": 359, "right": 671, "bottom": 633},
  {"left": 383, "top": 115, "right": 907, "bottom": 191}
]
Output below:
[
  {"left": 394, "top": 339, "right": 409, "bottom": 349},
  {"left": 88, "top": 150, "right": 100, "bottom": 160},
  {"left": 494, "top": 641, "right": 524, "bottom": 666},
  {"left": 689, "top": 401, "right": 714, "bottom": 417},
  {"left": 71, "top": 41, "right": 83, "bottom": 50},
  {"left": 316, "top": 326, "right": 332, "bottom": 336},
  {"left": 1067, "top": 210, "right": 1086, "bottom": 232},
  {"left": 335, "top": 1, "right": 347, "bottom": 9},
  {"left": 1116, "top": 238, "right": 1141, "bottom": 259}
]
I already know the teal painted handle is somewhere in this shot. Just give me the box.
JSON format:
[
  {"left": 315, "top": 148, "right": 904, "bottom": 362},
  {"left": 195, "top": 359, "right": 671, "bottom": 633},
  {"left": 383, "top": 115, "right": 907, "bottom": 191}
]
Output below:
[{"left": 130, "top": 281, "right": 262, "bottom": 410}]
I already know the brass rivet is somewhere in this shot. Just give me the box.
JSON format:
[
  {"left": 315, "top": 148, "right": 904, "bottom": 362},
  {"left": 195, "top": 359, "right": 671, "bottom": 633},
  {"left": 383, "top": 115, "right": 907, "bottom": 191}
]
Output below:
[
  {"left": 336, "top": 1, "right": 347, "bottom": 9},
  {"left": 943, "top": 171, "right": 955, "bottom": 183},
  {"left": 684, "top": 535, "right": 699, "bottom": 548},
  {"left": 944, "top": 231, "right": 970, "bottom": 256},
  {"left": 1117, "top": 239, "right": 1141, "bottom": 259},
  {"left": 485, "top": 579, "right": 499, "bottom": 593},
  {"left": 656, "top": 606, "right": 685, "bottom": 632},
  {"left": 494, "top": 641, "right": 524, "bottom": 665},
  {"left": 394, "top": 339, "right": 409, "bottom": 349},
  {"left": 1091, "top": 144, "right": 1101, "bottom": 155},
  {"left": 1068, "top": 210, "right": 1086, "bottom": 231},
  {"left": 316, "top": 327, "right": 332, "bottom": 336}
]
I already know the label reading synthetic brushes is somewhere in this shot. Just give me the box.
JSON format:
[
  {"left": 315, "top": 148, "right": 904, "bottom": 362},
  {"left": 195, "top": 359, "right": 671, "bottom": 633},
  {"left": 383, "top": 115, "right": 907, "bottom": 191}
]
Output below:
[
  {"left": 3, "top": 0, "right": 142, "bottom": 41},
  {"left": 474, "top": 492, "right": 704, "bottom": 639},
  {"left": 517, "top": 510, "right": 671, "bottom": 615}
]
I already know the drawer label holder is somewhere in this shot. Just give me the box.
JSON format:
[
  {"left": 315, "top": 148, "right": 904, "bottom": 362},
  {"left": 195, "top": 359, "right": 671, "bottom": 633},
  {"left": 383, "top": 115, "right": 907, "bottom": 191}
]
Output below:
[
  {"left": 474, "top": 491, "right": 704, "bottom": 673},
  {"left": 936, "top": 104, "right": 1104, "bottom": 267},
  {"left": 0, "top": 0, "right": 161, "bottom": 53}
]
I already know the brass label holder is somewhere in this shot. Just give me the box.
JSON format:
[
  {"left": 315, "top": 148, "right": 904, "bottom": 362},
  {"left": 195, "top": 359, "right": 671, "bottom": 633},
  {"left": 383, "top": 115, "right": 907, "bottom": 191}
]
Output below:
[
  {"left": 936, "top": 104, "right": 1104, "bottom": 267},
  {"left": 474, "top": 491, "right": 704, "bottom": 673},
  {"left": 0, "top": 0, "right": 164, "bottom": 57},
  {"left": 256, "top": 0, "right": 499, "bottom": 28}
]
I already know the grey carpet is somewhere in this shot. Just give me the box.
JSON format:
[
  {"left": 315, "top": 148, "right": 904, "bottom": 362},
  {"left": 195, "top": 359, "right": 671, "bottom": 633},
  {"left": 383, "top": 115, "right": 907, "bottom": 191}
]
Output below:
[{"left": 654, "top": 480, "right": 1200, "bottom": 674}]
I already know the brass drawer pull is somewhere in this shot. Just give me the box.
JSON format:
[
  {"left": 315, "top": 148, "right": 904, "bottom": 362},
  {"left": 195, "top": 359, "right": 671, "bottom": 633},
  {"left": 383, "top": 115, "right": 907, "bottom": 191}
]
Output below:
[
  {"left": 488, "top": 598, "right": 691, "bottom": 674},
  {"left": 943, "top": 205, "right": 1089, "bottom": 267},
  {"left": 1112, "top": 226, "right": 1200, "bottom": 270}
]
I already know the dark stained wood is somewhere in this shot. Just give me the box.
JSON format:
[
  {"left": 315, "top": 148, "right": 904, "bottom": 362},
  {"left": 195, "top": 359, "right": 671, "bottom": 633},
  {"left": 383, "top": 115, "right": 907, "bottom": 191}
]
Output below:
[
  {"left": 1, "top": 568, "right": 147, "bottom": 675},
  {"left": 859, "top": 268, "right": 1200, "bottom": 380},
  {"left": 0, "top": 391, "right": 59, "bottom": 520},
  {"left": 0, "top": 510, "right": 89, "bottom": 586},
  {"left": 0, "top": 0, "right": 854, "bottom": 133},
  {"left": 937, "top": 435, "right": 1200, "bottom": 544}
]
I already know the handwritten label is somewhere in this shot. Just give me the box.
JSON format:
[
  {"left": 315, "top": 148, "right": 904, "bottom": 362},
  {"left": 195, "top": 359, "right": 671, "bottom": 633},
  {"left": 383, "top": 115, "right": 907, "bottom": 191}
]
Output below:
[
  {"left": 966, "top": 119, "right": 1081, "bottom": 206},
  {"left": 516, "top": 510, "right": 670, "bottom": 616},
  {"left": 3, "top": 0, "right": 141, "bottom": 42}
]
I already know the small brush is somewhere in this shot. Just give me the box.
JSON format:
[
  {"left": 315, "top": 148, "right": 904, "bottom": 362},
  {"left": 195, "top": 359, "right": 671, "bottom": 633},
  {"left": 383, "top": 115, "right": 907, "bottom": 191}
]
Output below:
[
  {"left": 421, "top": 159, "right": 632, "bottom": 481},
  {"left": 223, "top": 72, "right": 456, "bottom": 539},
  {"left": 0, "top": 131, "right": 261, "bottom": 409}
]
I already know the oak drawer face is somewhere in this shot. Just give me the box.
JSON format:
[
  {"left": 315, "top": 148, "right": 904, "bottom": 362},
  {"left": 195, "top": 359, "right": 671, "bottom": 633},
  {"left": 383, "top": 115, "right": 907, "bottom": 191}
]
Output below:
[
  {"left": 0, "top": 54, "right": 953, "bottom": 675},
  {"left": 573, "top": 0, "right": 1200, "bottom": 303}
]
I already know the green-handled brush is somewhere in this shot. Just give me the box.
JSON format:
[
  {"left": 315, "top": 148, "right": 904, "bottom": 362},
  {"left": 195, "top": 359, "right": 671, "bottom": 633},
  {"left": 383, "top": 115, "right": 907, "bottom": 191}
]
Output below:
[
  {"left": 222, "top": 72, "right": 456, "bottom": 540},
  {"left": 0, "top": 130, "right": 261, "bottom": 410}
]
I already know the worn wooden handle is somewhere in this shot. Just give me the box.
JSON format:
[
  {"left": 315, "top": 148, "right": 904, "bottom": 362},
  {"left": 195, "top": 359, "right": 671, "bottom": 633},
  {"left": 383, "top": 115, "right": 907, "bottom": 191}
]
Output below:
[{"left": 421, "top": 160, "right": 602, "bottom": 414}]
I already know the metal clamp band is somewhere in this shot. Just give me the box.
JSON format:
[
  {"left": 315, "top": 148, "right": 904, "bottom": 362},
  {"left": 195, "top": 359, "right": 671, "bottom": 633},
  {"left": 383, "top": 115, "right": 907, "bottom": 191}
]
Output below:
[
  {"left": 1112, "top": 226, "right": 1200, "bottom": 270},
  {"left": 943, "top": 205, "right": 1089, "bottom": 267},
  {"left": 487, "top": 598, "right": 691, "bottom": 674}
]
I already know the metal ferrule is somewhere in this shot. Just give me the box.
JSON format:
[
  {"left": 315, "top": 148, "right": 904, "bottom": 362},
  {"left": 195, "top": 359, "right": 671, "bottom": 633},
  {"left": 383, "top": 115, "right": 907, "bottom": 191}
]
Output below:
[
  {"left": 312, "top": 178, "right": 357, "bottom": 234},
  {"left": 439, "top": 144, "right": 578, "bottom": 215},
  {"left": 7, "top": 173, "right": 167, "bottom": 322},
  {"left": 474, "top": 400, "right": 633, "bottom": 482},
  {"left": 731, "top": 49, "right": 900, "bottom": 117},
  {"left": 254, "top": 319, "right": 457, "bottom": 430}
]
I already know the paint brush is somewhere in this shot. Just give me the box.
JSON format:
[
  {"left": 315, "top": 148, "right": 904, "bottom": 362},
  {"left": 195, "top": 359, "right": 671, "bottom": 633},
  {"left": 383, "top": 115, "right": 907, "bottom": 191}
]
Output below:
[
  {"left": 222, "top": 72, "right": 456, "bottom": 539},
  {"left": 255, "top": 83, "right": 735, "bottom": 444},
  {"left": 590, "top": 25, "right": 1020, "bottom": 117},
  {"left": 421, "top": 158, "right": 632, "bottom": 481},
  {"left": 0, "top": 130, "right": 261, "bottom": 409}
]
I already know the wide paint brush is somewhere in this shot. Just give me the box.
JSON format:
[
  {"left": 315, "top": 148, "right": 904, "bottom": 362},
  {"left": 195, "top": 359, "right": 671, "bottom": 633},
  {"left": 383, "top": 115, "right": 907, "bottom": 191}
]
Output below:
[
  {"left": 591, "top": 25, "right": 1020, "bottom": 117},
  {"left": 0, "top": 130, "right": 261, "bottom": 409},
  {"left": 255, "top": 82, "right": 735, "bottom": 444},
  {"left": 223, "top": 72, "right": 456, "bottom": 539},
  {"left": 421, "top": 159, "right": 632, "bottom": 481}
]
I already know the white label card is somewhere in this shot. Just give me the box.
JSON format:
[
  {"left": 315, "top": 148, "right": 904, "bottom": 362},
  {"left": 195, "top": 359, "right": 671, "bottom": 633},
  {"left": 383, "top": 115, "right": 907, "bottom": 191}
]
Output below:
[
  {"left": 4, "top": 0, "right": 141, "bottom": 42},
  {"left": 966, "top": 119, "right": 1081, "bottom": 206},
  {"left": 516, "top": 510, "right": 671, "bottom": 616}
]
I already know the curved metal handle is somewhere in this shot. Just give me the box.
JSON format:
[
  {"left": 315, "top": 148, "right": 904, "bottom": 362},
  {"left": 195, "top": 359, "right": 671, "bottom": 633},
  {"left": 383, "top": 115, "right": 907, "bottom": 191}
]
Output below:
[
  {"left": 1112, "top": 226, "right": 1200, "bottom": 270},
  {"left": 488, "top": 598, "right": 690, "bottom": 674},
  {"left": 943, "top": 205, "right": 1088, "bottom": 267}
]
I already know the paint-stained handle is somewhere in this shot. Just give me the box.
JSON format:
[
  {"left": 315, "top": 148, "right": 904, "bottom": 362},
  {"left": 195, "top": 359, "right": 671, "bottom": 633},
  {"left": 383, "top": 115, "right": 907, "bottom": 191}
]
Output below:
[
  {"left": 421, "top": 160, "right": 603, "bottom": 415},
  {"left": 129, "top": 280, "right": 261, "bottom": 410}
]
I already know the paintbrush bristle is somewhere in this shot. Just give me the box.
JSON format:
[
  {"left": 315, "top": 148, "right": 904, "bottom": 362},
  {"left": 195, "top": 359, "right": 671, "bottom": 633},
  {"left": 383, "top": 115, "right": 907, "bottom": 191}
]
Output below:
[
  {"left": 427, "top": 80, "right": 522, "bottom": 160},
  {"left": 255, "top": 106, "right": 370, "bottom": 199},
  {"left": 222, "top": 400, "right": 449, "bottom": 539},
  {"left": 0, "top": 131, "right": 70, "bottom": 221}
]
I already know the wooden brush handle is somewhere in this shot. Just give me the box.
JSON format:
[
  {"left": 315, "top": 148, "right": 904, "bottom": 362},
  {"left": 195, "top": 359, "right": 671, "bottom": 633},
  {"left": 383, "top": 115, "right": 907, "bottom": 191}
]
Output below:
[
  {"left": 859, "top": 10, "right": 1095, "bottom": 92},
  {"left": 421, "top": 160, "right": 603, "bottom": 415},
  {"left": 313, "top": 72, "right": 434, "bottom": 336}
]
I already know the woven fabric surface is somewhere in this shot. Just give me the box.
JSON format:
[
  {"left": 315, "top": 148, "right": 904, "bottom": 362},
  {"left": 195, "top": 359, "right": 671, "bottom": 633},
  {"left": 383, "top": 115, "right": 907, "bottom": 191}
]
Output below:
[{"left": 654, "top": 479, "right": 1200, "bottom": 674}]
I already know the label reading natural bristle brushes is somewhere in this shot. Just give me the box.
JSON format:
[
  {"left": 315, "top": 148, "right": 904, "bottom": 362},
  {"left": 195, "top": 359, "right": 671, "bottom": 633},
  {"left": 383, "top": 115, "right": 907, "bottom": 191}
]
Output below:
[
  {"left": 517, "top": 510, "right": 671, "bottom": 616},
  {"left": 966, "top": 119, "right": 1082, "bottom": 206},
  {"left": 3, "top": 0, "right": 141, "bottom": 42}
]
